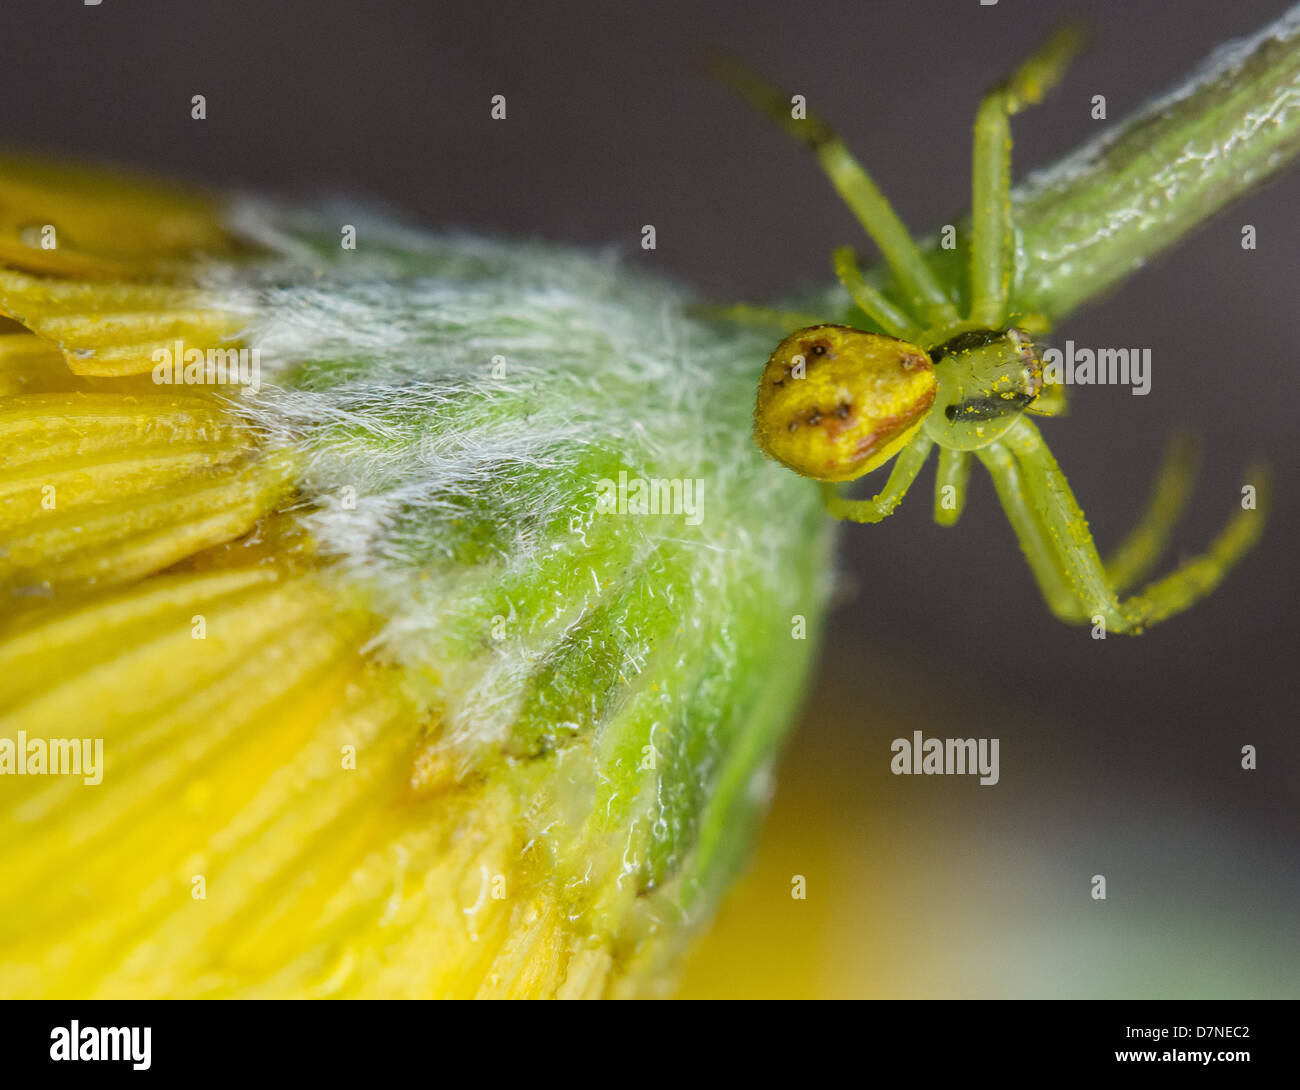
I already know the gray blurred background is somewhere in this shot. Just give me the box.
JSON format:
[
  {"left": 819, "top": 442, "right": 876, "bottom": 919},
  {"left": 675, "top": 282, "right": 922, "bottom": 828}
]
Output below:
[{"left": 5, "top": 0, "right": 1294, "bottom": 995}]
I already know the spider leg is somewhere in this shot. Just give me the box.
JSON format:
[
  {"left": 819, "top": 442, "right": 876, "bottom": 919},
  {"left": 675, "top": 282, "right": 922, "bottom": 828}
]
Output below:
[
  {"left": 975, "top": 438, "right": 1085, "bottom": 620},
  {"left": 970, "top": 26, "right": 1085, "bottom": 329},
  {"left": 932, "top": 446, "right": 972, "bottom": 527},
  {"left": 832, "top": 247, "right": 920, "bottom": 341},
  {"left": 708, "top": 53, "right": 956, "bottom": 329},
  {"left": 822, "top": 436, "right": 932, "bottom": 524},
  {"left": 1000, "top": 417, "right": 1268, "bottom": 633},
  {"left": 1105, "top": 465, "right": 1270, "bottom": 632},
  {"left": 688, "top": 302, "right": 829, "bottom": 332},
  {"left": 1103, "top": 431, "right": 1200, "bottom": 593}
]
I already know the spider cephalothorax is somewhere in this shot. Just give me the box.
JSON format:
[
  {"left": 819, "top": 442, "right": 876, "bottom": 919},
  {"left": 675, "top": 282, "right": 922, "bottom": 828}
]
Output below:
[
  {"left": 723, "top": 27, "right": 1267, "bottom": 634},
  {"left": 924, "top": 328, "right": 1043, "bottom": 438}
]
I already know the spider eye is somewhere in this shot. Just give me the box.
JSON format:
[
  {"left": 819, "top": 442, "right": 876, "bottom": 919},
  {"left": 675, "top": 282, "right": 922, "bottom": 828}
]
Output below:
[{"left": 809, "top": 343, "right": 828, "bottom": 356}]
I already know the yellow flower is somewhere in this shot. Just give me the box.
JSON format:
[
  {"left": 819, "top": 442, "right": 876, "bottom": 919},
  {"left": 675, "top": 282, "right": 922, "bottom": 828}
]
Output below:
[{"left": 0, "top": 157, "right": 828, "bottom": 997}]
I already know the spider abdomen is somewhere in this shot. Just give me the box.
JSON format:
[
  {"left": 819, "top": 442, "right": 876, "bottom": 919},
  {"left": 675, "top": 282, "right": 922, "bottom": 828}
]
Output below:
[{"left": 753, "top": 324, "right": 936, "bottom": 482}]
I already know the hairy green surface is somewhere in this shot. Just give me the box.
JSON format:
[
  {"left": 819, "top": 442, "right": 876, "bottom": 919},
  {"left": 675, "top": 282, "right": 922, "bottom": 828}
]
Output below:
[{"left": 218, "top": 215, "right": 831, "bottom": 951}]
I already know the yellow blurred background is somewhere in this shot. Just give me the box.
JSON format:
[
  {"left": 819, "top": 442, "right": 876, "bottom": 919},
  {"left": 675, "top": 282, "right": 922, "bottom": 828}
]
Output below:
[{"left": 679, "top": 639, "right": 1299, "bottom": 999}]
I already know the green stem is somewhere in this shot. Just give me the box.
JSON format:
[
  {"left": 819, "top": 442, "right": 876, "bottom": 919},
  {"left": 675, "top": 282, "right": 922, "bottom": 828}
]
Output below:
[
  {"left": 911, "top": 6, "right": 1300, "bottom": 325},
  {"left": 1014, "top": 5, "right": 1300, "bottom": 321}
]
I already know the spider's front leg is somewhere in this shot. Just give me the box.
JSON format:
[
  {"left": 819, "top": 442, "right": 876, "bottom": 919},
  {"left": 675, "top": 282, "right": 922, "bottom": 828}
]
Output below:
[
  {"left": 969, "top": 25, "right": 1084, "bottom": 329},
  {"left": 975, "top": 436, "right": 1083, "bottom": 620},
  {"left": 708, "top": 51, "right": 958, "bottom": 330},
  {"left": 982, "top": 418, "right": 1267, "bottom": 634}
]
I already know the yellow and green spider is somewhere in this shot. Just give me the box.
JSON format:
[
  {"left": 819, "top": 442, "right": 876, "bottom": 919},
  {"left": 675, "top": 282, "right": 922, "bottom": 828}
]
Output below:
[{"left": 716, "top": 28, "right": 1268, "bottom": 635}]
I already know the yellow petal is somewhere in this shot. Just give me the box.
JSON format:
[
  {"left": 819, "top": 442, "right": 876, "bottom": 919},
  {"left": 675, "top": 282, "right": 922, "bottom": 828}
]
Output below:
[
  {"left": 0, "top": 153, "right": 233, "bottom": 277},
  {"left": 0, "top": 155, "right": 723, "bottom": 1000}
]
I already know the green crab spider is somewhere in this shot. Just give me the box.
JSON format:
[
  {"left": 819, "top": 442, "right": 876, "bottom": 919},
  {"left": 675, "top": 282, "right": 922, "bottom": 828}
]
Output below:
[{"left": 716, "top": 28, "right": 1269, "bottom": 634}]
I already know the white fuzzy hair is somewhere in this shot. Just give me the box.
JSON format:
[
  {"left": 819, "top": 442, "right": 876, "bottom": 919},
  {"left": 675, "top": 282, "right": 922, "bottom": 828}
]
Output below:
[{"left": 208, "top": 200, "right": 827, "bottom": 766}]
